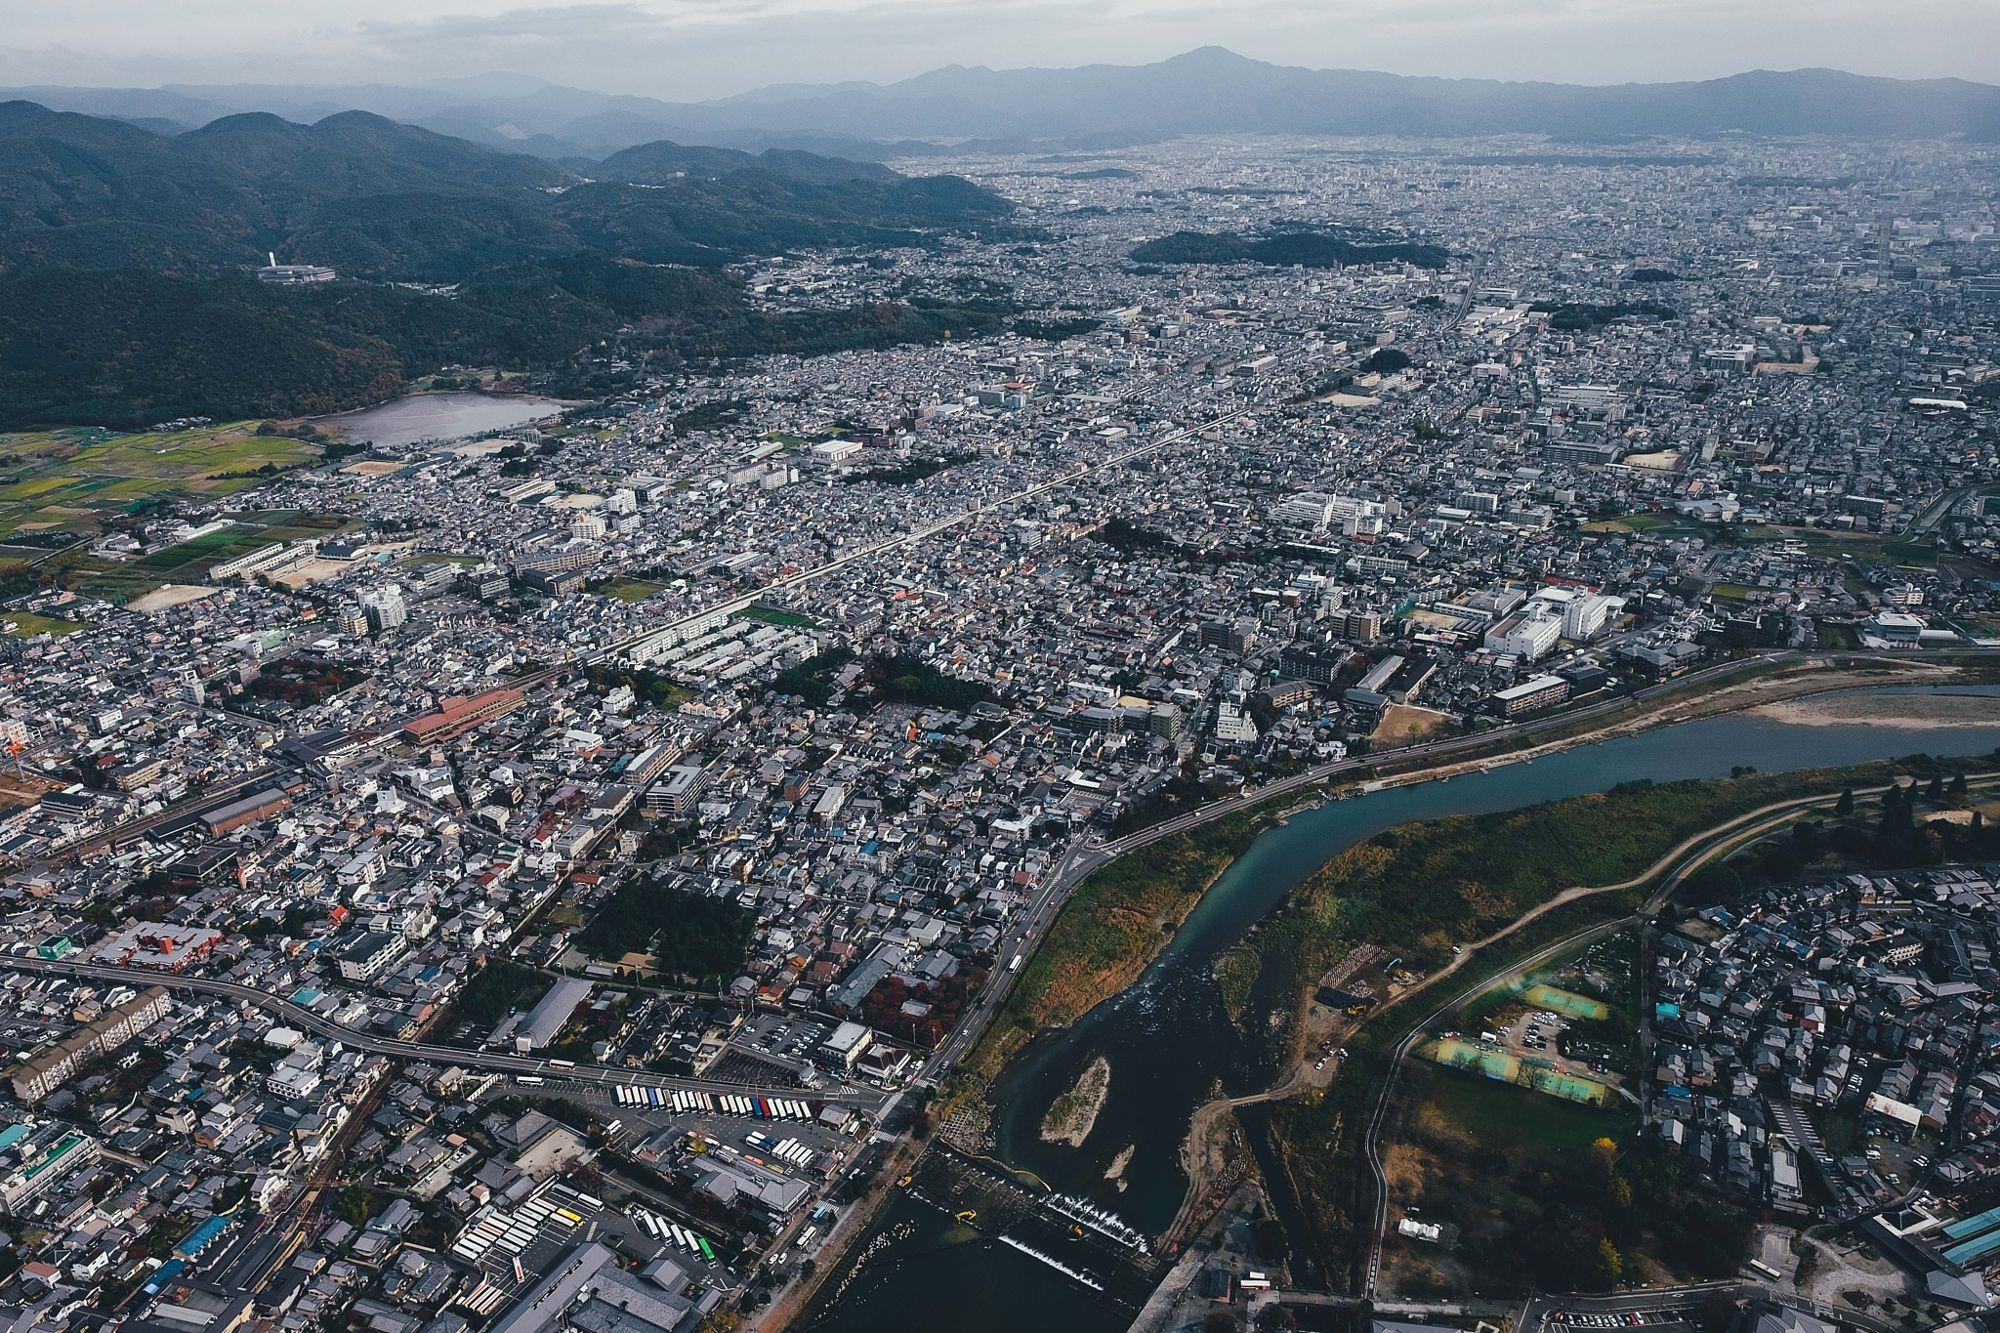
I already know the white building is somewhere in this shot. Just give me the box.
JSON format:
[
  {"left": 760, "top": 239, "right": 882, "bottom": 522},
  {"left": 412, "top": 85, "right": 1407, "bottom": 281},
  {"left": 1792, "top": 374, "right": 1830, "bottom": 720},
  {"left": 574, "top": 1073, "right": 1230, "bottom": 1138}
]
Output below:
[
  {"left": 1562, "top": 593, "right": 1620, "bottom": 641},
  {"left": 1483, "top": 607, "right": 1563, "bottom": 661}
]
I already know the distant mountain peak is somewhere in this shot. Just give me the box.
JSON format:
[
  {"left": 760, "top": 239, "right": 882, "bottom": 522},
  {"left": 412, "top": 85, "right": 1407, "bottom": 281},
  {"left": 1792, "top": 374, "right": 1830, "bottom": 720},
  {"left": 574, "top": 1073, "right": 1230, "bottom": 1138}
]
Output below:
[{"left": 1161, "top": 46, "right": 1263, "bottom": 68}]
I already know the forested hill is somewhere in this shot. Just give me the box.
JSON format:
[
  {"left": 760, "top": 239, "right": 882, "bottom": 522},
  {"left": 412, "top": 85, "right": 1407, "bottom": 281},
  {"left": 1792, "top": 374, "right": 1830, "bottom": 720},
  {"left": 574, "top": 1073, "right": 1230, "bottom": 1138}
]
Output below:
[
  {"left": 0, "top": 102, "right": 1016, "bottom": 427},
  {"left": 1131, "top": 230, "right": 1449, "bottom": 271}
]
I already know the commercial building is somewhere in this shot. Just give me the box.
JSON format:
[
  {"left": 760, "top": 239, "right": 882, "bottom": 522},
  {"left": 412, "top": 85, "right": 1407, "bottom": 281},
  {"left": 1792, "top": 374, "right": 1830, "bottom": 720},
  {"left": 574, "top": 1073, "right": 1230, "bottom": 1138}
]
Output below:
[
  {"left": 645, "top": 764, "right": 713, "bottom": 819},
  {"left": 257, "top": 255, "right": 336, "bottom": 285},
  {"left": 200, "top": 787, "right": 293, "bottom": 836},
  {"left": 1561, "top": 593, "right": 1619, "bottom": 642},
  {"left": 402, "top": 687, "right": 526, "bottom": 745},
  {"left": 92, "top": 924, "right": 223, "bottom": 970},
  {"left": 488, "top": 1242, "right": 712, "bottom": 1333},
  {"left": 0, "top": 1123, "right": 100, "bottom": 1209}
]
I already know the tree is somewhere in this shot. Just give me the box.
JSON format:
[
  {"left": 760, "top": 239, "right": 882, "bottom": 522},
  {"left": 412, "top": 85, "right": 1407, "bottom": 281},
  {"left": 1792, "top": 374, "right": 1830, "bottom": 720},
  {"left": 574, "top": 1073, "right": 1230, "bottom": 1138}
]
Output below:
[
  {"left": 334, "top": 1181, "right": 373, "bottom": 1227},
  {"left": 1591, "top": 1136, "right": 1621, "bottom": 1182},
  {"left": 1950, "top": 773, "right": 1969, "bottom": 798},
  {"left": 1596, "top": 1237, "right": 1624, "bottom": 1284},
  {"left": 1927, "top": 774, "right": 1945, "bottom": 803},
  {"left": 1836, "top": 788, "right": 1855, "bottom": 816}
]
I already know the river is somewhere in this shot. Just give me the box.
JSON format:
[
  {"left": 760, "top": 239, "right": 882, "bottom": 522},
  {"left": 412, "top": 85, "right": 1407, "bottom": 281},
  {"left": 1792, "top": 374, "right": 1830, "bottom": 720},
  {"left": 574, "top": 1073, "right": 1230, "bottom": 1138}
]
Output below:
[
  {"left": 804, "top": 686, "right": 2000, "bottom": 1333},
  {"left": 321, "top": 391, "right": 569, "bottom": 448}
]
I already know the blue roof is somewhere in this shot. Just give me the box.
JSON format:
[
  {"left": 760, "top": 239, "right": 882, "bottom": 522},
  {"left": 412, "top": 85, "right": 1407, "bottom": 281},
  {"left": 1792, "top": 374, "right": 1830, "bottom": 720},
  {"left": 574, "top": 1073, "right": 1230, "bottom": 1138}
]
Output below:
[
  {"left": 176, "top": 1215, "right": 231, "bottom": 1257},
  {"left": 1943, "top": 1204, "right": 2000, "bottom": 1241},
  {"left": 1944, "top": 1228, "right": 2000, "bottom": 1268}
]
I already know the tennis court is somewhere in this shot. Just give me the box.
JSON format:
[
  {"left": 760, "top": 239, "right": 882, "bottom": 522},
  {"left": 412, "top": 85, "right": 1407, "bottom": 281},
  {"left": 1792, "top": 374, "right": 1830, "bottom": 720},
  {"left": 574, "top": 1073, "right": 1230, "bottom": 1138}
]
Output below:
[
  {"left": 1522, "top": 983, "right": 1609, "bottom": 1022},
  {"left": 1420, "top": 1037, "right": 1613, "bottom": 1106}
]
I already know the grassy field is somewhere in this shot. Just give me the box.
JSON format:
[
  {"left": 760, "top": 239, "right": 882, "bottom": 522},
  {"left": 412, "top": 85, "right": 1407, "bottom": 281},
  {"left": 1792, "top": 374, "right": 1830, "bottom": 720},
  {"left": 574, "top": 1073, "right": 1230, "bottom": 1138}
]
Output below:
[
  {"left": 1272, "top": 759, "right": 1982, "bottom": 973},
  {"left": 1578, "top": 513, "right": 1678, "bottom": 535},
  {"left": 736, "top": 603, "right": 820, "bottom": 628},
  {"left": 0, "top": 423, "right": 321, "bottom": 540},
  {"left": 1, "top": 610, "right": 84, "bottom": 637},
  {"left": 1743, "top": 524, "right": 1938, "bottom": 569},
  {"left": 589, "top": 577, "right": 668, "bottom": 603}
]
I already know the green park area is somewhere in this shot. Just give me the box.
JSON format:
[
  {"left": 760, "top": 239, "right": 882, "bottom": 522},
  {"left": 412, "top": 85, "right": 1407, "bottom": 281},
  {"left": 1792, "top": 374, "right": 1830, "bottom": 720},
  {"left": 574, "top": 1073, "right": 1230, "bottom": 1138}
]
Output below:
[
  {"left": 1378, "top": 930, "right": 1747, "bottom": 1298},
  {"left": 0, "top": 422, "right": 322, "bottom": 541},
  {"left": 1261, "top": 756, "right": 1986, "bottom": 1295}
]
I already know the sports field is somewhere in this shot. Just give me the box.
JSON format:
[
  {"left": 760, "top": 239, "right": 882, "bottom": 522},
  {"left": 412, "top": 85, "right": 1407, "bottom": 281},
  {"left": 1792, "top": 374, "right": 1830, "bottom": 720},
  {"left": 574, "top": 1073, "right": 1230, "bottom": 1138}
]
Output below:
[
  {"left": 38, "top": 510, "right": 351, "bottom": 603},
  {"left": 1420, "top": 1037, "right": 1612, "bottom": 1106},
  {"left": 1521, "top": 983, "right": 1610, "bottom": 1022}
]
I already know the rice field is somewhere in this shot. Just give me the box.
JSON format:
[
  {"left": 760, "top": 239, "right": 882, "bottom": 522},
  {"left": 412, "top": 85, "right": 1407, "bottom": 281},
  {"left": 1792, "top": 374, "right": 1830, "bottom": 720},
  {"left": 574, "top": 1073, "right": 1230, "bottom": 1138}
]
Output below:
[{"left": 0, "top": 423, "right": 321, "bottom": 540}]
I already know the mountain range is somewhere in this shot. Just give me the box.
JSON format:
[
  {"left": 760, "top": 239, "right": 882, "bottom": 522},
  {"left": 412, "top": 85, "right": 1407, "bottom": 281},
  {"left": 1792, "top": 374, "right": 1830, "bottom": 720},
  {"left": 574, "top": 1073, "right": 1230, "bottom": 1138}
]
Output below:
[
  {"left": 0, "top": 103, "right": 1016, "bottom": 427},
  {"left": 9, "top": 50, "right": 2000, "bottom": 159}
]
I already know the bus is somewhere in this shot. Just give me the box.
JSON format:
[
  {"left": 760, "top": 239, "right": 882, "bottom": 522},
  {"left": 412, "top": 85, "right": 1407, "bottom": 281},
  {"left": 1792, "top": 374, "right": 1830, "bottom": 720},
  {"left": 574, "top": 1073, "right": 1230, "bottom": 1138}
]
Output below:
[
  {"left": 1748, "top": 1259, "right": 1782, "bottom": 1281},
  {"left": 1009, "top": 953, "right": 1023, "bottom": 972}
]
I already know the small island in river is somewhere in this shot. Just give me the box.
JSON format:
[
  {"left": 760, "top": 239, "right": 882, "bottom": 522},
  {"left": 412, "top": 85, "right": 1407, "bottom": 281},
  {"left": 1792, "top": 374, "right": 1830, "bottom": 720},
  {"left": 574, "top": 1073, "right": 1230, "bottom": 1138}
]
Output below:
[{"left": 1040, "top": 1056, "right": 1112, "bottom": 1148}]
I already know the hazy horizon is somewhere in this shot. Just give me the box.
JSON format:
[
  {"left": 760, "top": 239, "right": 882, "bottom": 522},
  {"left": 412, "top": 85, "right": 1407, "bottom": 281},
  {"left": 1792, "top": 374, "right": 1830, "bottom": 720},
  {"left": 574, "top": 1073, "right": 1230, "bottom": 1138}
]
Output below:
[{"left": 6, "top": 1, "right": 1999, "bottom": 104}]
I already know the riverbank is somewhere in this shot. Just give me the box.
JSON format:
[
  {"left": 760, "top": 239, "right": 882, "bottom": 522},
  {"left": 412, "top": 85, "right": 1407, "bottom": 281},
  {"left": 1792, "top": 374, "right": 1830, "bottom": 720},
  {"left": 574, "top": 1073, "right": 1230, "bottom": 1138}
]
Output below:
[
  {"left": 1751, "top": 687, "right": 2000, "bottom": 730},
  {"left": 953, "top": 657, "right": 1969, "bottom": 1111},
  {"left": 949, "top": 787, "right": 1308, "bottom": 1098},
  {"left": 1262, "top": 756, "right": 2000, "bottom": 1294},
  {"left": 814, "top": 694, "right": 2000, "bottom": 1329}
]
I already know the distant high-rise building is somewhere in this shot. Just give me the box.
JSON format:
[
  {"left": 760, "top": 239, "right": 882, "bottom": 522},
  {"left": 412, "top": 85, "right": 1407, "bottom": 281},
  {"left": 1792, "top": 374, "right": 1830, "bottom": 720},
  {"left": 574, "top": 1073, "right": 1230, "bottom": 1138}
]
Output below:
[{"left": 360, "top": 586, "right": 407, "bottom": 634}]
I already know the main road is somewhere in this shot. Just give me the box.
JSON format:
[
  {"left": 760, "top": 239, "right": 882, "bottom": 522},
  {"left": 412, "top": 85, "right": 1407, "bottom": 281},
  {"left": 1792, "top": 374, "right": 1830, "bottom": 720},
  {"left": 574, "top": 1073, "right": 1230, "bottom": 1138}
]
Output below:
[{"left": 0, "top": 952, "right": 883, "bottom": 1109}]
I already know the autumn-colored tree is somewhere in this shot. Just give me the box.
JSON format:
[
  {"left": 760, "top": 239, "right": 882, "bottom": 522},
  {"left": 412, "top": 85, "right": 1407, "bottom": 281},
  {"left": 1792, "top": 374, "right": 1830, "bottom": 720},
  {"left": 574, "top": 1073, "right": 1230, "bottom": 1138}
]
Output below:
[{"left": 1596, "top": 1237, "right": 1624, "bottom": 1283}]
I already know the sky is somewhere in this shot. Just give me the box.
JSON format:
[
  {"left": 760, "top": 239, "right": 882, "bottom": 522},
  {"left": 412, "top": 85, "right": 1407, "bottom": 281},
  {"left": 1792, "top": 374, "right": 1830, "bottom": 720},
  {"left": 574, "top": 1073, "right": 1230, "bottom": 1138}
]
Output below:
[{"left": 3, "top": 0, "right": 1998, "bottom": 101}]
